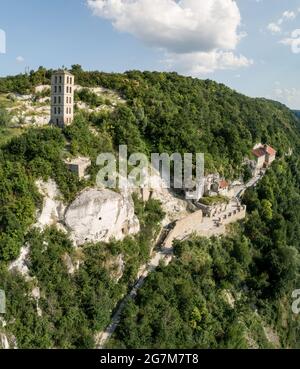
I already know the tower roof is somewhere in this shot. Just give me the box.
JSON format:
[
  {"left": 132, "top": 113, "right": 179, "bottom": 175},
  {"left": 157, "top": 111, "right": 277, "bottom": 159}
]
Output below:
[{"left": 52, "top": 69, "right": 74, "bottom": 76}]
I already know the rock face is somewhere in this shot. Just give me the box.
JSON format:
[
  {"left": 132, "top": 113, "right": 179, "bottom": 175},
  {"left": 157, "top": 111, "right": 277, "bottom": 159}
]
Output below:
[
  {"left": 35, "top": 179, "right": 66, "bottom": 232},
  {"left": 65, "top": 189, "right": 140, "bottom": 246},
  {"left": 8, "top": 245, "right": 30, "bottom": 279},
  {"left": 0, "top": 333, "right": 9, "bottom": 349},
  {"left": 137, "top": 167, "right": 189, "bottom": 226}
]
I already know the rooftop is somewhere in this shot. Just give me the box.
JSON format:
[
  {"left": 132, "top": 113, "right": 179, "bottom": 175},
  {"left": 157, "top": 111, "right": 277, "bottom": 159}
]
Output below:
[
  {"left": 252, "top": 144, "right": 276, "bottom": 158},
  {"left": 265, "top": 145, "right": 277, "bottom": 156},
  {"left": 252, "top": 147, "right": 266, "bottom": 158},
  {"left": 52, "top": 70, "right": 74, "bottom": 76},
  {"left": 64, "top": 157, "right": 91, "bottom": 166},
  {"left": 219, "top": 180, "right": 229, "bottom": 189}
]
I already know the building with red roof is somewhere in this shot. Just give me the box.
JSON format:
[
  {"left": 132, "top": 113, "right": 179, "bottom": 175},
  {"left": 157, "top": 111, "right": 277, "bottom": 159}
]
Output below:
[
  {"left": 211, "top": 179, "right": 230, "bottom": 196},
  {"left": 264, "top": 145, "right": 277, "bottom": 165},
  {"left": 252, "top": 143, "right": 276, "bottom": 172}
]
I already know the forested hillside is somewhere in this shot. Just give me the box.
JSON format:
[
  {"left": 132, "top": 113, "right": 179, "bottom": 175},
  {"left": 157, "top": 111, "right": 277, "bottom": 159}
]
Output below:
[
  {"left": 294, "top": 110, "right": 300, "bottom": 119},
  {"left": 111, "top": 159, "right": 300, "bottom": 348},
  {"left": 1, "top": 66, "right": 300, "bottom": 175},
  {"left": 0, "top": 67, "right": 300, "bottom": 348}
]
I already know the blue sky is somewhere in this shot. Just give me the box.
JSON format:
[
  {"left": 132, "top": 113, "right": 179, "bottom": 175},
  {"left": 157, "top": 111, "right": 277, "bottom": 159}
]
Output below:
[{"left": 0, "top": 0, "right": 300, "bottom": 108}]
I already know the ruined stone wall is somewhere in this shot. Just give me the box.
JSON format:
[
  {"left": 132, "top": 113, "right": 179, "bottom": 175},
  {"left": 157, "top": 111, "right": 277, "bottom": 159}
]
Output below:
[
  {"left": 202, "top": 206, "right": 247, "bottom": 238},
  {"left": 163, "top": 210, "right": 203, "bottom": 248},
  {"left": 163, "top": 206, "right": 246, "bottom": 248}
]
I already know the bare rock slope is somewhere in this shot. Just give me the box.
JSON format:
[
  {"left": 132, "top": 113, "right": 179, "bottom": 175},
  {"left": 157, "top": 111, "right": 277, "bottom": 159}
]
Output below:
[{"left": 65, "top": 188, "right": 140, "bottom": 246}]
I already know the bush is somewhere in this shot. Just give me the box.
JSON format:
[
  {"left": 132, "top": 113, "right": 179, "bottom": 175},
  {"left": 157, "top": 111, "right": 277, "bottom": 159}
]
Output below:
[{"left": 0, "top": 107, "right": 11, "bottom": 127}]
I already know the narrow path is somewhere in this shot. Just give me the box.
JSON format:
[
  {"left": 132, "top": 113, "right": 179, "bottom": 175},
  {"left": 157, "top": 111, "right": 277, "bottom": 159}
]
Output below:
[{"left": 95, "top": 245, "right": 173, "bottom": 348}]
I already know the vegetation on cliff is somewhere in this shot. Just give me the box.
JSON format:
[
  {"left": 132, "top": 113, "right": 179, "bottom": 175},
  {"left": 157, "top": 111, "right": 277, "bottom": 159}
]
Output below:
[{"left": 111, "top": 159, "right": 300, "bottom": 349}]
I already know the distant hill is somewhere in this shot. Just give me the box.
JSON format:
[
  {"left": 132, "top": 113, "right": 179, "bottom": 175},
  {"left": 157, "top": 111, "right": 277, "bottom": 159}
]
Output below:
[{"left": 294, "top": 110, "right": 300, "bottom": 118}]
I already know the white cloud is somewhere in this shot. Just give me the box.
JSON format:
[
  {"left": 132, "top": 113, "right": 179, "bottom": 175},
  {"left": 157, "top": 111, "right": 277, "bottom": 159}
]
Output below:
[
  {"left": 267, "top": 9, "right": 298, "bottom": 35},
  {"left": 273, "top": 84, "right": 300, "bottom": 109},
  {"left": 16, "top": 56, "right": 24, "bottom": 63},
  {"left": 280, "top": 29, "right": 300, "bottom": 54},
  {"left": 280, "top": 37, "right": 294, "bottom": 46},
  {"left": 267, "top": 22, "right": 281, "bottom": 34},
  {"left": 282, "top": 10, "right": 296, "bottom": 20},
  {"left": 87, "top": 0, "right": 242, "bottom": 53},
  {"left": 87, "top": 0, "right": 252, "bottom": 74},
  {"left": 164, "top": 50, "right": 253, "bottom": 75}
]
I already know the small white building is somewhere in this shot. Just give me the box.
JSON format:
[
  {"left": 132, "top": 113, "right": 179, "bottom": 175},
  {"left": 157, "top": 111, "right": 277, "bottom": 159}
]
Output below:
[
  {"left": 212, "top": 179, "right": 230, "bottom": 197},
  {"left": 64, "top": 157, "right": 91, "bottom": 179},
  {"left": 252, "top": 144, "right": 277, "bottom": 174}
]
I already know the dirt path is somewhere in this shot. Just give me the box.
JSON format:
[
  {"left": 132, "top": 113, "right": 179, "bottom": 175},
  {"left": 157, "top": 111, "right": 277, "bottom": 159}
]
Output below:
[{"left": 95, "top": 246, "right": 173, "bottom": 348}]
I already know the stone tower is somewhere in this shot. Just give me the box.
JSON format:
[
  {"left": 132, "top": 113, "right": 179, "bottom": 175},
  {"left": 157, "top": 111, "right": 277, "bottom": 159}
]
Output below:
[{"left": 51, "top": 70, "right": 74, "bottom": 127}]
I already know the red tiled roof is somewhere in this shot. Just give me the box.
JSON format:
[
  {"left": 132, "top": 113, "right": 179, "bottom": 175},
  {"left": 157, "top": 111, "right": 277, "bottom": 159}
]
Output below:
[
  {"left": 265, "top": 145, "right": 276, "bottom": 156},
  {"left": 252, "top": 148, "right": 266, "bottom": 158},
  {"left": 219, "top": 180, "right": 229, "bottom": 189}
]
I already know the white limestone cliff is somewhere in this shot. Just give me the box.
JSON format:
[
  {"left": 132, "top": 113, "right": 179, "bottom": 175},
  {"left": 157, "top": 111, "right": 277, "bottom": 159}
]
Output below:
[
  {"left": 65, "top": 188, "right": 140, "bottom": 246},
  {"left": 35, "top": 179, "right": 66, "bottom": 232},
  {"left": 8, "top": 245, "right": 31, "bottom": 279},
  {"left": 135, "top": 167, "right": 189, "bottom": 225}
]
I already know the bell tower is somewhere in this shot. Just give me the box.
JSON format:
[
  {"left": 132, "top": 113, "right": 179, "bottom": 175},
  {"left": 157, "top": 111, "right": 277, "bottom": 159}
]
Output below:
[{"left": 51, "top": 70, "right": 74, "bottom": 127}]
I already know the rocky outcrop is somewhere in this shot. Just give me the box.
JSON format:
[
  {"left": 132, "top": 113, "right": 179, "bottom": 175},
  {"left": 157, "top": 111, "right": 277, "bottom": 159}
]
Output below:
[
  {"left": 35, "top": 180, "right": 140, "bottom": 246},
  {"left": 0, "top": 333, "right": 9, "bottom": 349},
  {"left": 62, "top": 253, "right": 81, "bottom": 275},
  {"left": 65, "top": 189, "right": 140, "bottom": 246},
  {"left": 135, "top": 167, "right": 189, "bottom": 225},
  {"left": 105, "top": 254, "right": 125, "bottom": 282},
  {"left": 35, "top": 179, "right": 66, "bottom": 232},
  {"left": 0, "top": 320, "right": 17, "bottom": 350},
  {"left": 8, "top": 245, "right": 30, "bottom": 279},
  {"left": 34, "top": 174, "right": 189, "bottom": 247},
  {"left": 31, "top": 287, "right": 42, "bottom": 317}
]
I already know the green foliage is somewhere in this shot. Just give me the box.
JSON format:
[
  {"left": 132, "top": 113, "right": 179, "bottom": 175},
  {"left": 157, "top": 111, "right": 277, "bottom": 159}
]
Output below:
[
  {"left": 0, "top": 67, "right": 51, "bottom": 94},
  {"left": 112, "top": 159, "right": 300, "bottom": 349},
  {"left": 199, "top": 195, "right": 229, "bottom": 206},
  {"left": 75, "top": 88, "right": 104, "bottom": 108},
  {"left": 33, "top": 88, "right": 50, "bottom": 100},
  {"left": 63, "top": 113, "right": 113, "bottom": 158},
  {"left": 112, "top": 235, "right": 254, "bottom": 349},
  {"left": 108, "top": 106, "right": 149, "bottom": 155},
  {"left": 0, "top": 161, "right": 40, "bottom": 261},
  {"left": 0, "top": 126, "right": 91, "bottom": 261},
  {"left": 243, "top": 165, "right": 253, "bottom": 183},
  {"left": 0, "top": 195, "right": 164, "bottom": 348},
  {"left": 0, "top": 106, "right": 11, "bottom": 127},
  {"left": 0, "top": 228, "right": 123, "bottom": 348},
  {"left": 67, "top": 68, "right": 300, "bottom": 176},
  {"left": 244, "top": 159, "right": 300, "bottom": 300}
]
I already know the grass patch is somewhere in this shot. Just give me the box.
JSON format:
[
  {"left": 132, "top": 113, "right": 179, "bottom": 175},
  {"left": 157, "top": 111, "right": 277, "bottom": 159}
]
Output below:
[
  {"left": 199, "top": 195, "right": 230, "bottom": 206},
  {"left": 0, "top": 127, "right": 26, "bottom": 146}
]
